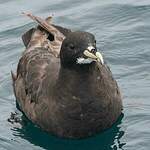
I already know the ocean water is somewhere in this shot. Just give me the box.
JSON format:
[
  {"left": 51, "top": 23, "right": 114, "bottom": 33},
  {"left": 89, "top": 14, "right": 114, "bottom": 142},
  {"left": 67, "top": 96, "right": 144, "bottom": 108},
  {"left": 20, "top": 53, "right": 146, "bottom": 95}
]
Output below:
[{"left": 0, "top": 0, "right": 150, "bottom": 149}]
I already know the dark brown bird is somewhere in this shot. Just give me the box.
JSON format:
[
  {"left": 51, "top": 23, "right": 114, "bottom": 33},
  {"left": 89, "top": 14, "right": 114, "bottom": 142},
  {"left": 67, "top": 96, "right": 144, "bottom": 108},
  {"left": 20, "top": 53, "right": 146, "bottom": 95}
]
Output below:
[{"left": 12, "top": 13, "right": 122, "bottom": 138}]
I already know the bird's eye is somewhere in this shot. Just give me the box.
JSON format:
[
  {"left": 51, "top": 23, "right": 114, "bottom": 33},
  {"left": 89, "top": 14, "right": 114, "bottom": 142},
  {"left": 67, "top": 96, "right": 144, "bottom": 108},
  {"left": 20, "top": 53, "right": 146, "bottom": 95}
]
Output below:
[{"left": 69, "top": 44, "right": 75, "bottom": 50}]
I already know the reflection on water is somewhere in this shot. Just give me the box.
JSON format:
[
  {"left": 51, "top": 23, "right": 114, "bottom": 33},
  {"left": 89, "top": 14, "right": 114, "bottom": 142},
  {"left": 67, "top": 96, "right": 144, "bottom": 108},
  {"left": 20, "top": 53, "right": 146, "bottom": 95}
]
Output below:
[{"left": 11, "top": 113, "right": 125, "bottom": 150}]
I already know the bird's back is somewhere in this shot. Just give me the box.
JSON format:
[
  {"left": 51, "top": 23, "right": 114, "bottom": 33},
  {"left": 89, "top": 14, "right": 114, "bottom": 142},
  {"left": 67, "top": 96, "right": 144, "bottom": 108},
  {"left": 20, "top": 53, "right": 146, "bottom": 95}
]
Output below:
[
  {"left": 12, "top": 14, "right": 69, "bottom": 124},
  {"left": 13, "top": 47, "right": 60, "bottom": 121}
]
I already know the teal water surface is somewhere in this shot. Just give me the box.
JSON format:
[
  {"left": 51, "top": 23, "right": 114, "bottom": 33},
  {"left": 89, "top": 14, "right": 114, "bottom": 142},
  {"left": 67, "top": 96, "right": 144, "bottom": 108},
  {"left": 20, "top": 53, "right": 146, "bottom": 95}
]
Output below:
[{"left": 0, "top": 0, "right": 150, "bottom": 150}]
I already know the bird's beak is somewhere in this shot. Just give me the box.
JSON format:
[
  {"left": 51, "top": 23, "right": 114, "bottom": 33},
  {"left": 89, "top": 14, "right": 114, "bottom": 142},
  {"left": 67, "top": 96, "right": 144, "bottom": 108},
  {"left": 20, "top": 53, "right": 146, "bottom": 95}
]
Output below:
[{"left": 83, "top": 46, "right": 104, "bottom": 64}]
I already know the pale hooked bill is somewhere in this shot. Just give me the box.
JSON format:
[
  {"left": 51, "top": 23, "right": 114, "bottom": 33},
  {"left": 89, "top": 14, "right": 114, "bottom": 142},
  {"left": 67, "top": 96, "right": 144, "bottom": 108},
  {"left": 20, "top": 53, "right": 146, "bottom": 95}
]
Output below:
[
  {"left": 77, "top": 51, "right": 104, "bottom": 64},
  {"left": 82, "top": 50, "right": 104, "bottom": 64}
]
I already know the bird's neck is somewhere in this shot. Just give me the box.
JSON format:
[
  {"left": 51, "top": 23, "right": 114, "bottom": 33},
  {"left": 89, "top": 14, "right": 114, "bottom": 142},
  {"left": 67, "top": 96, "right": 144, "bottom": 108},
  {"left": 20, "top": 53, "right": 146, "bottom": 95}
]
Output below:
[
  {"left": 55, "top": 63, "right": 96, "bottom": 95},
  {"left": 61, "top": 61, "right": 96, "bottom": 72},
  {"left": 60, "top": 62, "right": 95, "bottom": 78}
]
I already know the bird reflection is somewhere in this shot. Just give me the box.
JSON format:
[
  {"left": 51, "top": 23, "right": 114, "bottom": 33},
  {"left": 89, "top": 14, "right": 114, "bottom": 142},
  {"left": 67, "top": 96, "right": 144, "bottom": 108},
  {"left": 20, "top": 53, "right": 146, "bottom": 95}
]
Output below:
[{"left": 11, "top": 112, "right": 125, "bottom": 150}]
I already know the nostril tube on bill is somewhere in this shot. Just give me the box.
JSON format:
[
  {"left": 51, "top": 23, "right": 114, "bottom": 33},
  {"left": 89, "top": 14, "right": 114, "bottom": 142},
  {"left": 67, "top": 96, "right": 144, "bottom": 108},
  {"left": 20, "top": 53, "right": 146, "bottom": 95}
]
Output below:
[{"left": 91, "top": 48, "right": 96, "bottom": 54}]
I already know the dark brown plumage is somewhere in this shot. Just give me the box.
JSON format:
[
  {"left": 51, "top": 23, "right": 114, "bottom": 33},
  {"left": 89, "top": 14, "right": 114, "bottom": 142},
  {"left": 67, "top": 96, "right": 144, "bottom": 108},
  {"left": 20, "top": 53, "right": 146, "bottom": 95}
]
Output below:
[{"left": 12, "top": 13, "right": 122, "bottom": 138}]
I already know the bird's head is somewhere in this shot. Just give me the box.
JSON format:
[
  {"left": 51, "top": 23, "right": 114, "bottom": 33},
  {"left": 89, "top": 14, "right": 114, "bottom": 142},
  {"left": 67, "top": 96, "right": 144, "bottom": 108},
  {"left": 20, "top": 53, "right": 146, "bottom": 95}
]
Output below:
[{"left": 60, "top": 31, "right": 104, "bottom": 68}]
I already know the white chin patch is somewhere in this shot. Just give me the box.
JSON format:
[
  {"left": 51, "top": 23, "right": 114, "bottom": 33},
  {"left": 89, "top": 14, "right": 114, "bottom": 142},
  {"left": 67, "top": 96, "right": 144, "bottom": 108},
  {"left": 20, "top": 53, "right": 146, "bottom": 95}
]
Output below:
[{"left": 77, "top": 58, "right": 94, "bottom": 64}]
